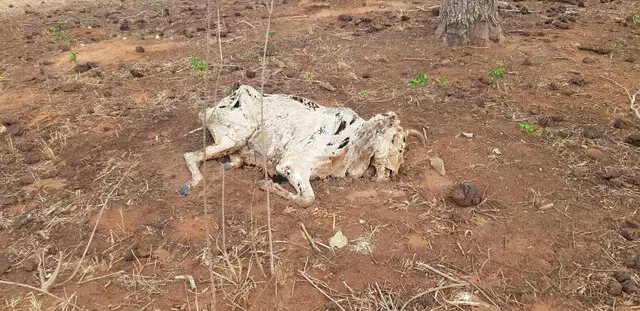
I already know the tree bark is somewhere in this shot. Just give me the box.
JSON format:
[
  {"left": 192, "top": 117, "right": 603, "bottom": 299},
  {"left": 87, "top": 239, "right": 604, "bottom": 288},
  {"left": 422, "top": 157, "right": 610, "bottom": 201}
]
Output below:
[{"left": 436, "top": 0, "right": 503, "bottom": 46}]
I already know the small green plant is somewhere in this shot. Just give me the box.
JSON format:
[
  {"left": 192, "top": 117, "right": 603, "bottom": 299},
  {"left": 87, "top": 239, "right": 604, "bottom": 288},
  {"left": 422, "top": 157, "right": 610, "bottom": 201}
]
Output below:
[
  {"left": 627, "top": 12, "right": 640, "bottom": 27},
  {"left": 354, "top": 90, "right": 369, "bottom": 96},
  {"left": 519, "top": 121, "right": 543, "bottom": 137},
  {"left": 613, "top": 38, "right": 626, "bottom": 50},
  {"left": 136, "top": 31, "right": 146, "bottom": 40},
  {"left": 303, "top": 71, "right": 314, "bottom": 80},
  {"left": 408, "top": 73, "right": 429, "bottom": 87},
  {"left": 488, "top": 61, "right": 505, "bottom": 80},
  {"left": 68, "top": 50, "right": 78, "bottom": 63},
  {"left": 436, "top": 76, "right": 448, "bottom": 86},
  {"left": 268, "top": 31, "right": 277, "bottom": 37},
  {"left": 189, "top": 56, "right": 207, "bottom": 79},
  {"left": 49, "top": 21, "right": 70, "bottom": 41}
]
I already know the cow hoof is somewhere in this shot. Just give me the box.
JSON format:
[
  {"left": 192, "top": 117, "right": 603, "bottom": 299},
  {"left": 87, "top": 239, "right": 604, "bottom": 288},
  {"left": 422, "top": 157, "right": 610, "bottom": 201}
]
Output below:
[{"left": 178, "top": 183, "right": 190, "bottom": 196}]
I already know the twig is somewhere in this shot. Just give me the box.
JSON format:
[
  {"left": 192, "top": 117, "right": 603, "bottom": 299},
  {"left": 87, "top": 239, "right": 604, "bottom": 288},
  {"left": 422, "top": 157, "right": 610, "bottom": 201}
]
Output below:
[
  {"left": 61, "top": 162, "right": 138, "bottom": 286},
  {"left": 175, "top": 275, "right": 197, "bottom": 291},
  {"left": 600, "top": 75, "right": 640, "bottom": 120},
  {"left": 298, "top": 270, "right": 346, "bottom": 311},
  {"left": 400, "top": 283, "right": 468, "bottom": 311},
  {"left": 41, "top": 251, "right": 64, "bottom": 291},
  {"left": 259, "top": 0, "right": 277, "bottom": 276},
  {"left": 181, "top": 127, "right": 203, "bottom": 137},
  {"left": 0, "top": 280, "right": 83, "bottom": 310},
  {"left": 300, "top": 222, "right": 322, "bottom": 253}
]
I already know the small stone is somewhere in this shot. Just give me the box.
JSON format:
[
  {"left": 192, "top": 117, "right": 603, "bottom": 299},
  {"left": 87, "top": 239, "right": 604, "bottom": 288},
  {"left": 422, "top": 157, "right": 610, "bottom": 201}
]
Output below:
[
  {"left": 429, "top": 156, "right": 446, "bottom": 176},
  {"left": 549, "top": 82, "right": 561, "bottom": 91},
  {"left": 284, "top": 68, "right": 297, "bottom": 78},
  {"left": 119, "top": 19, "right": 131, "bottom": 31},
  {"left": 317, "top": 81, "right": 337, "bottom": 92},
  {"left": 400, "top": 15, "right": 410, "bottom": 21},
  {"left": 450, "top": 183, "right": 482, "bottom": 207},
  {"left": 130, "top": 69, "right": 144, "bottom": 78},
  {"left": 582, "top": 57, "right": 597, "bottom": 64},
  {"left": 166, "top": 90, "right": 176, "bottom": 99},
  {"left": 582, "top": 126, "right": 602, "bottom": 139},
  {"left": 440, "top": 59, "right": 451, "bottom": 66},
  {"left": 585, "top": 148, "right": 603, "bottom": 160},
  {"left": 621, "top": 228, "right": 640, "bottom": 241},
  {"left": 614, "top": 270, "right": 632, "bottom": 283},
  {"left": 18, "top": 174, "right": 34, "bottom": 185},
  {"left": 624, "top": 134, "right": 640, "bottom": 147},
  {"left": 245, "top": 70, "right": 256, "bottom": 79},
  {"left": 569, "top": 77, "right": 586, "bottom": 86},
  {"left": 337, "top": 14, "right": 352, "bottom": 22},
  {"left": 608, "top": 279, "right": 623, "bottom": 296},
  {"left": 451, "top": 212, "right": 468, "bottom": 224},
  {"left": 613, "top": 118, "right": 637, "bottom": 130},
  {"left": 135, "top": 46, "right": 145, "bottom": 53},
  {"left": 522, "top": 57, "right": 533, "bottom": 66},
  {"left": 622, "top": 280, "right": 638, "bottom": 294}
]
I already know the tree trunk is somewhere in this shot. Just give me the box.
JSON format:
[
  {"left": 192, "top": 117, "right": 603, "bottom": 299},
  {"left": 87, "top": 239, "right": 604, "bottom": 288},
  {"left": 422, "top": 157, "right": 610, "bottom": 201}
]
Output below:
[{"left": 436, "top": 0, "right": 503, "bottom": 46}]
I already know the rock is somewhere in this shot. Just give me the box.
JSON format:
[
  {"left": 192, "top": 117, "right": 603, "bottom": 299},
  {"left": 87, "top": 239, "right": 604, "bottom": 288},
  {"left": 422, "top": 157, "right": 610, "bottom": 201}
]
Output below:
[
  {"left": 625, "top": 56, "right": 636, "bottom": 63},
  {"left": 624, "top": 134, "right": 640, "bottom": 147},
  {"left": 328, "top": 231, "right": 348, "bottom": 249},
  {"left": 569, "top": 77, "right": 586, "bottom": 86},
  {"left": 152, "top": 248, "right": 171, "bottom": 262},
  {"left": 549, "top": 82, "right": 561, "bottom": 91},
  {"left": 622, "top": 280, "right": 638, "bottom": 294},
  {"left": 582, "top": 126, "right": 602, "bottom": 139},
  {"left": 582, "top": 56, "right": 597, "bottom": 64},
  {"left": 166, "top": 90, "right": 176, "bottom": 99},
  {"left": 0, "top": 255, "right": 10, "bottom": 274},
  {"left": 522, "top": 57, "right": 533, "bottom": 66},
  {"left": 135, "top": 46, "right": 145, "bottom": 53},
  {"left": 598, "top": 170, "right": 621, "bottom": 180},
  {"left": 73, "top": 61, "right": 98, "bottom": 73},
  {"left": 337, "top": 14, "right": 352, "bottom": 22},
  {"left": 119, "top": 19, "right": 131, "bottom": 31},
  {"left": 613, "top": 118, "right": 638, "bottom": 130},
  {"left": 614, "top": 270, "right": 632, "bottom": 283},
  {"left": 451, "top": 212, "right": 469, "bottom": 224},
  {"left": 401, "top": 15, "right": 410, "bottom": 21},
  {"left": 585, "top": 148, "right": 604, "bottom": 160},
  {"left": 130, "top": 69, "right": 144, "bottom": 78},
  {"left": 578, "top": 45, "right": 612, "bottom": 55},
  {"left": 621, "top": 228, "right": 640, "bottom": 241},
  {"left": 608, "top": 280, "right": 623, "bottom": 296},
  {"left": 245, "top": 70, "right": 256, "bottom": 79},
  {"left": 317, "top": 81, "right": 336, "bottom": 92},
  {"left": 18, "top": 174, "right": 34, "bottom": 185},
  {"left": 429, "top": 156, "right": 446, "bottom": 176},
  {"left": 284, "top": 68, "right": 297, "bottom": 78},
  {"left": 450, "top": 183, "right": 482, "bottom": 207}
]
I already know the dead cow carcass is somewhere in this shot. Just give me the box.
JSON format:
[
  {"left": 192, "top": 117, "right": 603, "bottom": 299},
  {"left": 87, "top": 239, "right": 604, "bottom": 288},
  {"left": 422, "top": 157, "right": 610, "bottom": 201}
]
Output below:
[{"left": 181, "top": 84, "right": 424, "bottom": 207}]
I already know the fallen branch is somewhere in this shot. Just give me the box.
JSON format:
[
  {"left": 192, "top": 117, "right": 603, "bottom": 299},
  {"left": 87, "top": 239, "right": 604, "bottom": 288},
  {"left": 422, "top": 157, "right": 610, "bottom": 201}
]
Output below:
[
  {"left": 600, "top": 75, "right": 640, "bottom": 120},
  {"left": 41, "top": 251, "right": 64, "bottom": 292},
  {"left": 298, "top": 270, "right": 346, "bottom": 311},
  {"left": 300, "top": 222, "right": 322, "bottom": 253}
]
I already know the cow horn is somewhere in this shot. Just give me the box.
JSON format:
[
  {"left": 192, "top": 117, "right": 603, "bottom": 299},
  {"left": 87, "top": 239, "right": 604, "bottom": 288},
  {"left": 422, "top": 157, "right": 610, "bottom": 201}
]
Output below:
[{"left": 406, "top": 129, "right": 426, "bottom": 146}]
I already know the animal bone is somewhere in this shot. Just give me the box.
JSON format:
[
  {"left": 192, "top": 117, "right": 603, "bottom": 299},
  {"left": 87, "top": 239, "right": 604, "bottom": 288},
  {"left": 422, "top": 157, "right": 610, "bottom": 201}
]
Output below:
[{"left": 181, "top": 85, "right": 424, "bottom": 207}]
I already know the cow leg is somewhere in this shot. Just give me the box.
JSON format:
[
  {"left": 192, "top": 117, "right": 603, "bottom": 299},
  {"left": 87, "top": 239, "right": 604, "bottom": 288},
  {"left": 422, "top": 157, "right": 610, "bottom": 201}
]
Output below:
[
  {"left": 257, "top": 163, "right": 315, "bottom": 207},
  {"left": 182, "top": 135, "right": 240, "bottom": 191}
]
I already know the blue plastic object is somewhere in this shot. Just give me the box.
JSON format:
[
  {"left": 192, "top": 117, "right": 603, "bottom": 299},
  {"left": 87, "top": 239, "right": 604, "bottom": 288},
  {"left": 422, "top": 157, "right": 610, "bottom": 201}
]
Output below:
[{"left": 178, "top": 183, "right": 190, "bottom": 196}]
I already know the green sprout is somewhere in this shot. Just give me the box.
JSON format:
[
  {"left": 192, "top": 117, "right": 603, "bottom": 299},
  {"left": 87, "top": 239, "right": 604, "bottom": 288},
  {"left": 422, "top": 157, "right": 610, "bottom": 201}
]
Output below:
[
  {"left": 268, "top": 31, "right": 277, "bottom": 37},
  {"left": 189, "top": 56, "right": 207, "bottom": 79},
  {"left": 436, "top": 76, "right": 448, "bottom": 86},
  {"left": 408, "top": 73, "right": 429, "bottom": 87},
  {"left": 354, "top": 90, "right": 369, "bottom": 96},
  {"left": 627, "top": 12, "right": 640, "bottom": 27},
  {"left": 68, "top": 50, "right": 78, "bottom": 63},
  {"left": 613, "top": 38, "right": 626, "bottom": 50},
  {"left": 49, "top": 21, "right": 70, "bottom": 41},
  {"left": 488, "top": 61, "right": 505, "bottom": 80},
  {"left": 304, "top": 71, "right": 314, "bottom": 80},
  {"left": 519, "top": 121, "right": 543, "bottom": 137}
]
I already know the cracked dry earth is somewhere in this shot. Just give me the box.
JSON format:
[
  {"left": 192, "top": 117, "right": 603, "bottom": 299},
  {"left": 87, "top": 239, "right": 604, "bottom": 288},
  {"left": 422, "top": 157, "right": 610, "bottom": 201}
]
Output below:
[{"left": 1, "top": 0, "right": 640, "bottom": 310}]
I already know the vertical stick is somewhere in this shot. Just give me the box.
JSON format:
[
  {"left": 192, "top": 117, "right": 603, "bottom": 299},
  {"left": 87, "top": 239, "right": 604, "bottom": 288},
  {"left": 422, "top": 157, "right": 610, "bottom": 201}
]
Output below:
[{"left": 259, "top": 0, "right": 277, "bottom": 277}]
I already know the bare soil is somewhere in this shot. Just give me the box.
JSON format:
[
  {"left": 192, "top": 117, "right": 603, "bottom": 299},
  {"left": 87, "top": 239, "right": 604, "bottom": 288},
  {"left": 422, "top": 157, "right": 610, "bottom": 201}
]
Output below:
[{"left": 1, "top": 0, "right": 640, "bottom": 310}]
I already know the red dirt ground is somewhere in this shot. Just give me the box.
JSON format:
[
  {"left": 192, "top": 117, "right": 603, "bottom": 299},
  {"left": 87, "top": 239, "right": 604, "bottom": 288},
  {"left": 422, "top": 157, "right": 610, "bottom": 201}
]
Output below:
[{"left": 1, "top": 0, "right": 640, "bottom": 310}]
